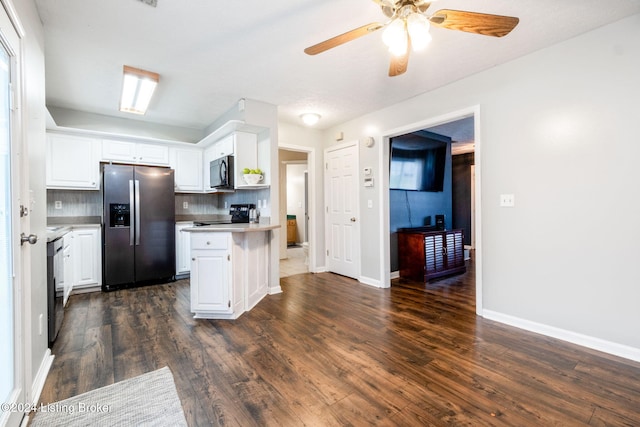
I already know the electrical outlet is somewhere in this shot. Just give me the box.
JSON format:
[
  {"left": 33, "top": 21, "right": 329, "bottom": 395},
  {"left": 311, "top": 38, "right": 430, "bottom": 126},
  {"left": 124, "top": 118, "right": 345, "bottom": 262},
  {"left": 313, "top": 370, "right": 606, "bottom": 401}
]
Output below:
[
  {"left": 367, "top": 200, "right": 373, "bottom": 208},
  {"left": 183, "top": 201, "right": 189, "bottom": 209},
  {"left": 500, "top": 194, "right": 515, "bottom": 207},
  {"left": 54, "top": 200, "right": 62, "bottom": 209}
]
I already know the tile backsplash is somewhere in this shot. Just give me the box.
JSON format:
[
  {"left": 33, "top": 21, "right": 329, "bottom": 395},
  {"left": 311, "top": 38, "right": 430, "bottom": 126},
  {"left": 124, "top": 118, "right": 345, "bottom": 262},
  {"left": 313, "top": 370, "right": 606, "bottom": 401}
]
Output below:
[
  {"left": 47, "top": 190, "right": 102, "bottom": 217},
  {"left": 175, "top": 193, "right": 220, "bottom": 215},
  {"left": 47, "top": 189, "right": 270, "bottom": 217}
]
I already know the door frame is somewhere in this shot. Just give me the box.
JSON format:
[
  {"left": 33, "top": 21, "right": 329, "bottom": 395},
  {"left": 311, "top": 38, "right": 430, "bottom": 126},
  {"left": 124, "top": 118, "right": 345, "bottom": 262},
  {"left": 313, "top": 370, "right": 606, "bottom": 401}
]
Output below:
[
  {"left": 324, "top": 140, "right": 361, "bottom": 280},
  {"left": 379, "top": 105, "right": 483, "bottom": 314},
  {"left": 278, "top": 143, "right": 317, "bottom": 273},
  {"left": 0, "top": 1, "right": 26, "bottom": 426}
]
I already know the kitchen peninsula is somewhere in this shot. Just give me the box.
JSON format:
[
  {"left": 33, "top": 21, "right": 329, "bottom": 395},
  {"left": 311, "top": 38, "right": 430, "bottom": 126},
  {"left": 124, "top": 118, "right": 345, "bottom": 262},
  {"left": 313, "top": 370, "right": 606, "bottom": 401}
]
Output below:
[{"left": 183, "top": 223, "right": 280, "bottom": 319}]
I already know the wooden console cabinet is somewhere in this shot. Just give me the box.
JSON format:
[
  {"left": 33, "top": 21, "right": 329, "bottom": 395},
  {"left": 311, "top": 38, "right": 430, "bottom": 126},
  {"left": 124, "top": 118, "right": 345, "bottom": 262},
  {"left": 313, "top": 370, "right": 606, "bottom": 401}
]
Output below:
[{"left": 398, "top": 228, "right": 466, "bottom": 282}]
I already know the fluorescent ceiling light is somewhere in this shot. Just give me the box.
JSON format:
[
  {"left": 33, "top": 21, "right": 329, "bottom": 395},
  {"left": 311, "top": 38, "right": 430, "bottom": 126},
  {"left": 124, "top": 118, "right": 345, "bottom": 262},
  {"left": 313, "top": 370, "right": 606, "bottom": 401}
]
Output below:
[
  {"left": 300, "top": 113, "right": 321, "bottom": 126},
  {"left": 119, "top": 65, "right": 159, "bottom": 115}
]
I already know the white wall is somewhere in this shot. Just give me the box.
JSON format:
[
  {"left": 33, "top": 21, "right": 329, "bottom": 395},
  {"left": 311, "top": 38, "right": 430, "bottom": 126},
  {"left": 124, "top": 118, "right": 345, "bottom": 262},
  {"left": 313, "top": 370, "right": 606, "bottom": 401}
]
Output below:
[
  {"left": 48, "top": 106, "right": 204, "bottom": 143},
  {"left": 322, "top": 14, "right": 640, "bottom": 356}
]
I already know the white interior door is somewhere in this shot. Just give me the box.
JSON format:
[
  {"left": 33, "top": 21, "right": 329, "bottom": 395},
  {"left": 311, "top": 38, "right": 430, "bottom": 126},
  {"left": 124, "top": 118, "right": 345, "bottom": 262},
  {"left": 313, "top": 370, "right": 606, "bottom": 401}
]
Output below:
[
  {"left": 0, "top": 5, "right": 25, "bottom": 426},
  {"left": 325, "top": 143, "right": 360, "bottom": 279}
]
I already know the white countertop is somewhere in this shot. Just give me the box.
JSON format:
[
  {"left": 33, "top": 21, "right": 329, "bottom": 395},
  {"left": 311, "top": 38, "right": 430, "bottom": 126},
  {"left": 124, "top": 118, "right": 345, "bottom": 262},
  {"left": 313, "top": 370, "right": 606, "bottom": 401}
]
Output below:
[
  {"left": 46, "top": 223, "right": 101, "bottom": 242},
  {"left": 183, "top": 223, "right": 280, "bottom": 233}
]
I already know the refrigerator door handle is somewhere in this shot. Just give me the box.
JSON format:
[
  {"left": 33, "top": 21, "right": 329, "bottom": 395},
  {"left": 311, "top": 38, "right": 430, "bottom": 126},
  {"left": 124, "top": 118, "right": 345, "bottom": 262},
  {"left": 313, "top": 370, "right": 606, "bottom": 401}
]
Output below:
[
  {"left": 129, "top": 179, "right": 135, "bottom": 246},
  {"left": 135, "top": 179, "right": 141, "bottom": 245}
]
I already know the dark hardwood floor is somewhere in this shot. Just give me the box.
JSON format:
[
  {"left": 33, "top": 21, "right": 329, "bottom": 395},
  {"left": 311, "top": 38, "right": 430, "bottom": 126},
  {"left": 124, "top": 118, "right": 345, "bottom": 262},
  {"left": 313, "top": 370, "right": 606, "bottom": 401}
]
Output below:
[{"left": 39, "top": 260, "right": 640, "bottom": 426}]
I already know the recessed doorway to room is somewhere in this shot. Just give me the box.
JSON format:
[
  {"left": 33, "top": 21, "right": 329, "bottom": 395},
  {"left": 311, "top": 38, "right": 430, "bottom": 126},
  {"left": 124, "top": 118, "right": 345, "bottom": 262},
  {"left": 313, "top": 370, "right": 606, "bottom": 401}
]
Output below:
[
  {"left": 279, "top": 148, "right": 310, "bottom": 278},
  {"left": 383, "top": 109, "right": 480, "bottom": 312}
]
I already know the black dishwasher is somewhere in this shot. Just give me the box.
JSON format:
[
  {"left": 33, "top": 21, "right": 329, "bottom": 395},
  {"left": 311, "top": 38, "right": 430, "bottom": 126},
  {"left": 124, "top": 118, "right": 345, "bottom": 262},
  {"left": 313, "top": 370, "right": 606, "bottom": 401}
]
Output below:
[{"left": 46, "top": 237, "right": 64, "bottom": 347}]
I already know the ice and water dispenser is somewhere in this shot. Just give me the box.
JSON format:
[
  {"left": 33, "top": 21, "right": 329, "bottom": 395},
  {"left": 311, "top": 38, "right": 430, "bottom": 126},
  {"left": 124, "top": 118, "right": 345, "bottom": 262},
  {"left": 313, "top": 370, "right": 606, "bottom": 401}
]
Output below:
[{"left": 109, "top": 203, "right": 130, "bottom": 227}]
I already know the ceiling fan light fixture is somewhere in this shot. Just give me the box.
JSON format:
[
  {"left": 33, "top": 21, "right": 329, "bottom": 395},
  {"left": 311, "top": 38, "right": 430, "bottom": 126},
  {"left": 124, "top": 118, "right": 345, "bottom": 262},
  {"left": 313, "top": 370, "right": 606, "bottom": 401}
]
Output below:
[
  {"left": 300, "top": 113, "right": 321, "bottom": 126},
  {"left": 382, "top": 18, "right": 408, "bottom": 56},
  {"left": 120, "top": 65, "right": 159, "bottom": 115},
  {"left": 407, "top": 13, "right": 432, "bottom": 51}
]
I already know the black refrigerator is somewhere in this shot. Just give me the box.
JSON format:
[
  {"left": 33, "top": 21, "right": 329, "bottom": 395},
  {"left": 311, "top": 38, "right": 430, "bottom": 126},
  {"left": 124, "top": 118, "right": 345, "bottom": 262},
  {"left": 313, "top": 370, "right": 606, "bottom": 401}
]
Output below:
[{"left": 102, "top": 164, "right": 176, "bottom": 291}]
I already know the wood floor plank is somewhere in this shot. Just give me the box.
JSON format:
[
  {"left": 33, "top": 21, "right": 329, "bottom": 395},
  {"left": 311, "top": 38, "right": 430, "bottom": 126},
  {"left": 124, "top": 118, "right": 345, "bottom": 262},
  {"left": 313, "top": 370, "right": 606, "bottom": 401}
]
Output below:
[
  {"left": 77, "top": 324, "right": 113, "bottom": 395},
  {"left": 37, "top": 258, "right": 640, "bottom": 426}
]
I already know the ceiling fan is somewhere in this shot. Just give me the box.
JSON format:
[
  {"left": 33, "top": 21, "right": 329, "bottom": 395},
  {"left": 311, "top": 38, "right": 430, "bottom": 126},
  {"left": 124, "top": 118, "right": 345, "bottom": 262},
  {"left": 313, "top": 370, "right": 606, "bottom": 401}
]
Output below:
[{"left": 304, "top": 0, "right": 519, "bottom": 77}]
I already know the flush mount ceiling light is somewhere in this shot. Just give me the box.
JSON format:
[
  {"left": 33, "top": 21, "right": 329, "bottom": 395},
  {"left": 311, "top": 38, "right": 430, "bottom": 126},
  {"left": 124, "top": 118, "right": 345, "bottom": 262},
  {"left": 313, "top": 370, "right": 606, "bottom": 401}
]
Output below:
[
  {"left": 119, "top": 65, "right": 159, "bottom": 115},
  {"left": 300, "top": 113, "right": 321, "bottom": 126}
]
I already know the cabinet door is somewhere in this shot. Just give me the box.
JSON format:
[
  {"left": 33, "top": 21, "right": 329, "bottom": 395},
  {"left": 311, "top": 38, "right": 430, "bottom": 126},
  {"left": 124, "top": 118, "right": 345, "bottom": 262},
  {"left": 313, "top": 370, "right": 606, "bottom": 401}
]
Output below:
[
  {"left": 191, "top": 249, "right": 231, "bottom": 313},
  {"left": 102, "top": 140, "right": 169, "bottom": 165},
  {"left": 170, "top": 148, "right": 203, "bottom": 192},
  {"left": 213, "top": 134, "right": 234, "bottom": 159},
  {"left": 60, "top": 235, "right": 73, "bottom": 306},
  {"left": 445, "top": 231, "right": 465, "bottom": 269},
  {"left": 72, "top": 227, "right": 101, "bottom": 289},
  {"left": 136, "top": 143, "right": 169, "bottom": 165},
  {"left": 46, "top": 134, "right": 100, "bottom": 189},
  {"left": 102, "top": 139, "right": 137, "bottom": 162},
  {"left": 175, "top": 222, "right": 192, "bottom": 275},
  {"left": 425, "top": 233, "right": 445, "bottom": 274}
]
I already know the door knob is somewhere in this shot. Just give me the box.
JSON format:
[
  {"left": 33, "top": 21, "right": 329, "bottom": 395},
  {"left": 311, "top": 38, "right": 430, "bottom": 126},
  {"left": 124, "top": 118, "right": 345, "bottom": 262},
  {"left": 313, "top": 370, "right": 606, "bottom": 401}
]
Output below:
[
  {"left": 350, "top": 217, "right": 356, "bottom": 222},
  {"left": 20, "top": 233, "right": 38, "bottom": 246}
]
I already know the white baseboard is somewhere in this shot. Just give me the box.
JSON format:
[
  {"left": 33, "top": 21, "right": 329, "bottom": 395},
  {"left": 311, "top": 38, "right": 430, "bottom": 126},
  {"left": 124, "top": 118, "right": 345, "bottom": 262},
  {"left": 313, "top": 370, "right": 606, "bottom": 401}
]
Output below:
[
  {"left": 71, "top": 285, "right": 101, "bottom": 295},
  {"left": 31, "top": 349, "right": 54, "bottom": 405},
  {"left": 269, "top": 285, "right": 283, "bottom": 295},
  {"left": 359, "top": 276, "right": 383, "bottom": 288},
  {"left": 390, "top": 271, "right": 400, "bottom": 280},
  {"left": 312, "top": 266, "right": 328, "bottom": 273},
  {"left": 483, "top": 310, "right": 640, "bottom": 363}
]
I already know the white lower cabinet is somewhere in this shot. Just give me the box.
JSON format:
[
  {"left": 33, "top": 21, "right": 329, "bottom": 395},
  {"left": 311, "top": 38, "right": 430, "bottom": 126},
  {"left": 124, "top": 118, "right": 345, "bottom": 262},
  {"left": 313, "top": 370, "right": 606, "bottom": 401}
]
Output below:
[
  {"left": 175, "top": 222, "right": 193, "bottom": 277},
  {"left": 189, "top": 230, "right": 270, "bottom": 319},
  {"left": 190, "top": 232, "right": 237, "bottom": 318},
  {"left": 71, "top": 226, "right": 102, "bottom": 291},
  {"left": 64, "top": 224, "right": 102, "bottom": 294}
]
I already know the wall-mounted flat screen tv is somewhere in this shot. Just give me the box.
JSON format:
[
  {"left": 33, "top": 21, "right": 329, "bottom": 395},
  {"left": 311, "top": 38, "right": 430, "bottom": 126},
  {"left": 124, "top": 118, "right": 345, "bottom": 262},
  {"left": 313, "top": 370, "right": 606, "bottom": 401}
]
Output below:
[{"left": 389, "top": 136, "right": 447, "bottom": 192}]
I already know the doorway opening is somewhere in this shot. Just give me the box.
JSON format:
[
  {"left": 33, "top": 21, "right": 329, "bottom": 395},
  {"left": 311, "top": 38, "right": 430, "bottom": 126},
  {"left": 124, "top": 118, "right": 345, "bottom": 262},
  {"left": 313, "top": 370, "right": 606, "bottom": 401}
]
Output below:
[
  {"left": 278, "top": 145, "right": 316, "bottom": 278},
  {"left": 381, "top": 106, "right": 482, "bottom": 314}
]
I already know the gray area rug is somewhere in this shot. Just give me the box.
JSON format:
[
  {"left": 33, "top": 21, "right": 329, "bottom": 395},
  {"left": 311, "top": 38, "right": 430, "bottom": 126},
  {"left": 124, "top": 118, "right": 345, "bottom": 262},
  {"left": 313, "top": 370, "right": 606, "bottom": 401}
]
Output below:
[{"left": 31, "top": 366, "right": 187, "bottom": 426}]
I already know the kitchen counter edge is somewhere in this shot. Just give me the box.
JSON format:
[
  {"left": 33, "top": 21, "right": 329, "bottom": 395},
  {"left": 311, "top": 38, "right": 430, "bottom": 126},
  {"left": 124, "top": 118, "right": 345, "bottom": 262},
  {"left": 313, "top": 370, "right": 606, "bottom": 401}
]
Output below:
[{"left": 182, "top": 224, "right": 280, "bottom": 233}]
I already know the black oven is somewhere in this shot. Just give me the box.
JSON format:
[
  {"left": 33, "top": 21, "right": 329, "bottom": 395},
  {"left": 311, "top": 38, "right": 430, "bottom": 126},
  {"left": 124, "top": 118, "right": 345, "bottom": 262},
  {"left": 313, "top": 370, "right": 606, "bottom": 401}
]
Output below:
[{"left": 209, "top": 155, "right": 234, "bottom": 189}]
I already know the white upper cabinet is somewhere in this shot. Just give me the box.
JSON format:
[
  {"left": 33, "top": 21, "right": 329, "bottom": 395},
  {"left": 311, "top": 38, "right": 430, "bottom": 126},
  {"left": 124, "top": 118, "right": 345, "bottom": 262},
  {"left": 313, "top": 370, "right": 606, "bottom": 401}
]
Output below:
[
  {"left": 169, "top": 147, "right": 203, "bottom": 192},
  {"left": 211, "top": 134, "right": 234, "bottom": 159},
  {"left": 46, "top": 133, "right": 101, "bottom": 189},
  {"left": 102, "top": 139, "right": 169, "bottom": 165}
]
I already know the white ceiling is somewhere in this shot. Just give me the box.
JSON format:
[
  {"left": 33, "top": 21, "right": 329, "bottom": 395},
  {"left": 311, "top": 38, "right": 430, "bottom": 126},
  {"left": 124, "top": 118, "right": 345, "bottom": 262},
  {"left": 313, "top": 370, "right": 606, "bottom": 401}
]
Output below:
[{"left": 35, "top": 0, "right": 640, "bottom": 133}]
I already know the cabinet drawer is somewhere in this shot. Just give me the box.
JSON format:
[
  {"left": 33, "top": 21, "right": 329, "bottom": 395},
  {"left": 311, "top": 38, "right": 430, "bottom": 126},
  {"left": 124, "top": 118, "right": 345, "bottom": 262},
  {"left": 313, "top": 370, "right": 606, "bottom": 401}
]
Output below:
[{"left": 191, "top": 233, "right": 229, "bottom": 250}]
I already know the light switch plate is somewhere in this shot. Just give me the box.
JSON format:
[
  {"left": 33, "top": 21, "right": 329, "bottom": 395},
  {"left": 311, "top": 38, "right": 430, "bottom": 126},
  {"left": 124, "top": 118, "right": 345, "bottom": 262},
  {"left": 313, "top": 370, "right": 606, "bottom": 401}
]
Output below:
[{"left": 500, "top": 194, "right": 515, "bottom": 207}]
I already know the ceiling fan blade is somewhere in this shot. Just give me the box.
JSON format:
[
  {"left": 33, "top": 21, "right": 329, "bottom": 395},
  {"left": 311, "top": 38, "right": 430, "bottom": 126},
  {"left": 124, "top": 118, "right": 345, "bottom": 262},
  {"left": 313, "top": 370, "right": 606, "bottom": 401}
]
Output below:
[
  {"left": 429, "top": 9, "right": 519, "bottom": 37},
  {"left": 388, "top": 50, "right": 409, "bottom": 77},
  {"left": 304, "top": 23, "right": 384, "bottom": 55}
]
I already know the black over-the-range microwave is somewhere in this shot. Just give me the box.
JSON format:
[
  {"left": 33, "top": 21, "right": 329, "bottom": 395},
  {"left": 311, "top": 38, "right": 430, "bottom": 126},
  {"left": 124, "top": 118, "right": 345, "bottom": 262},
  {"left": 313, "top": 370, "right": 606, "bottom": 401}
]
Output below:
[{"left": 210, "top": 155, "right": 234, "bottom": 189}]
